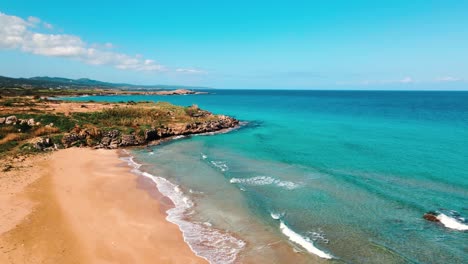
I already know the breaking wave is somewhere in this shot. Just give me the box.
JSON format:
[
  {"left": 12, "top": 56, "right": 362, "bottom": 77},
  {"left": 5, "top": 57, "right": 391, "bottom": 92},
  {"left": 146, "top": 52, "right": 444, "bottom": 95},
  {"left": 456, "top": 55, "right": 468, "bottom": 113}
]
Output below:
[
  {"left": 210, "top": 161, "right": 229, "bottom": 172},
  {"left": 437, "top": 213, "right": 468, "bottom": 231},
  {"left": 121, "top": 155, "right": 246, "bottom": 263},
  {"left": 279, "top": 221, "right": 333, "bottom": 259},
  {"left": 230, "top": 176, "right": 301, "bottom": 190}
]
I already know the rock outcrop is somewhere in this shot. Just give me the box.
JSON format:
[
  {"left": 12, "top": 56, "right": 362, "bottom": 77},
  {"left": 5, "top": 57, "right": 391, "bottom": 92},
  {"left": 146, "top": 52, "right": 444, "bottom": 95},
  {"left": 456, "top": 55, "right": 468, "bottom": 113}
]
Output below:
[
  {"left": 27, "top": 118, "right": 36, "bottom": 126},
  {"left": 62, "top": 133, "right": 86, "bottom": 147},
  {"left": 120, "top": 134, "right": 141, "bottom": 147},
  {"left": 0, "top": 116, "right": 38, "bottom": 127},
  {"left": 423, "top": 212, "right": 440, "bottom": 222},
  {"left": 99, "top": 130, "right": 122, "bottom": 149},
  {"left": 30, "top": 137, "right": 54, "bottom": 151},
  {"left": 155, "top": 89, "right": 204, "bottom": 95},
  {"left": 5, "top": 116, "right": 17, "bottom": 125},
  {"left": 143, "top": 115, "right": 239, "bottom": 143},
  {"left": 1, "top": 110, "right": 240, "bottom": 151}
]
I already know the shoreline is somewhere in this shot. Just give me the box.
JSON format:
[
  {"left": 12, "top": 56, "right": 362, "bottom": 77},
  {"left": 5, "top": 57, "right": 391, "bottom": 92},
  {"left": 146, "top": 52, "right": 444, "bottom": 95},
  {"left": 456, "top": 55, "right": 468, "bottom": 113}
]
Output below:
[
  {"left": 50, "top": 89, "right": 209, "bottom": 99},
  {"left": 0, "top": 148, "right": 207, "bottom": 264},
  {"left": 120, "top": 150, "right": 247, "bottom": 264}
]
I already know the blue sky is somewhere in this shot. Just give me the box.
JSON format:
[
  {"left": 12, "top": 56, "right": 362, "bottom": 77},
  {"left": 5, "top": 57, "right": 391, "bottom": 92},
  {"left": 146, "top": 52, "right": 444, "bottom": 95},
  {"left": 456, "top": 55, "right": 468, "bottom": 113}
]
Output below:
[{"left": 0, "top": 0, "right": 467, "bottom": 89}]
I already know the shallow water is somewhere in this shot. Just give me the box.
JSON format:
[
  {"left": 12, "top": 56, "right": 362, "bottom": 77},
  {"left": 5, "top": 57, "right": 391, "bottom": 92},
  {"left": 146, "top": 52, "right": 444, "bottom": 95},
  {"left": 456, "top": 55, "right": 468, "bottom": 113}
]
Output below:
[{"left": 66, "top": 90, "right": 468, "bottom": 263}]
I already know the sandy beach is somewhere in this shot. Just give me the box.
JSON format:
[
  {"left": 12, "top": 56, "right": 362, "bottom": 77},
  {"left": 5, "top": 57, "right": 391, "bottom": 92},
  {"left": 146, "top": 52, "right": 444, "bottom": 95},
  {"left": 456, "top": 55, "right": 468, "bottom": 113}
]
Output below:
[{"left": 0, "top": 148, "right": 207, "bottom": 264}]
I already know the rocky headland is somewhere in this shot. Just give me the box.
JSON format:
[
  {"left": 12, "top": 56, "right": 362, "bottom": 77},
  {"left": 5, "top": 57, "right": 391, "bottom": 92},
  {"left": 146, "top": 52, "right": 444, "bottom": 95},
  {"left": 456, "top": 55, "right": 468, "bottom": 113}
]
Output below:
[{"left": 0, "top": 97, "right": 239, "bottom": 157}]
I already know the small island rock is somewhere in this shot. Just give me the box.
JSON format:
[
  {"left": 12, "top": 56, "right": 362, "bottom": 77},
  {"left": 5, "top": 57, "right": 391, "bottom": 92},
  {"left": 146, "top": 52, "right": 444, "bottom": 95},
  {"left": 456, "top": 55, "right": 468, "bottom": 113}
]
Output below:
[{"left": 423, "top": 212, "right": 440, "bottom": 222}]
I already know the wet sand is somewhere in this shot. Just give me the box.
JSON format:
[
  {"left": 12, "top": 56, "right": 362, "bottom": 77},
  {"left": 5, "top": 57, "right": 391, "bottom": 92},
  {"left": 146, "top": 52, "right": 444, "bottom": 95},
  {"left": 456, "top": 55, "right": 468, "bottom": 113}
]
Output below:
[{"left": 0, "top": 148, "right": 207, "bottom": 264}]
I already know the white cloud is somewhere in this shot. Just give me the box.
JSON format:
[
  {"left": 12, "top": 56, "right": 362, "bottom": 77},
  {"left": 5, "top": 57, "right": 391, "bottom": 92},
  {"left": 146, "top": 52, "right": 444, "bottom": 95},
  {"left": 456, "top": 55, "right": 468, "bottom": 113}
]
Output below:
[
  {"left": 43, "top": 22, "right": 53, "bottom": 29},
  {"left": 176, "top": 68, "right": 206, "bottom": 74},
  {"left": 337, "top": 76, "right": 418, "bottom": 86},
  {"left": 399, "top": 76, "right": 414, "bottom": 83},
  {"left": 435, "top": 76, "right": 462, "bottom": 82},
  {"left": 27, "top": 16, "right": 40, "bottom": 24},
  {"left": 0, "top": 12, "right": 169, "bottom": 72},
  {"left": 0, "top": 13, "right": 29, "bottom": 48}
]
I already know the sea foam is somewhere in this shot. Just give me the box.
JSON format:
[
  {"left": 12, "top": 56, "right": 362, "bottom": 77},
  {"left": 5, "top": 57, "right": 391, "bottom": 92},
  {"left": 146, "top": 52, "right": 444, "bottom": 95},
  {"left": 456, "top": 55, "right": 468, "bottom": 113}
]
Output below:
[
  {"left": 437, "top": 214, "right": 468, "bottom": 231},
  {"left": 270, "top": 212, "right": 282, "bottom": 220},
  {"left": 210, "top": 161, "right": 229, "bottom": 172},
  {"left": 122, "top": 155, "right": 245, "bottom": 264},
  {"left": 230, "top": 176, "right": 300, "bottom": 190},
  {"left": 279, "top": 221, "right": 333, "bottom": 259}
]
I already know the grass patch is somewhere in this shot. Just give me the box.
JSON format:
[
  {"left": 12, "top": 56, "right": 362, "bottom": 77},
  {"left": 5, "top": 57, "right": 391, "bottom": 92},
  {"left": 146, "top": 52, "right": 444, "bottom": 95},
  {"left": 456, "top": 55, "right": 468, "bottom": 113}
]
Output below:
[{"left": 0, "top": 140, "right": 18, "bottom": 153}]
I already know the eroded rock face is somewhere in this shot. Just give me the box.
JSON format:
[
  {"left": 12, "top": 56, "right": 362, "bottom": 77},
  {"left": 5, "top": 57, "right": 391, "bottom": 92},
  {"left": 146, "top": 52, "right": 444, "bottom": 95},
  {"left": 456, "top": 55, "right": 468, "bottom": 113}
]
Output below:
[
  {"left": 62, "top": 133, "right": 86, "bottom": 147},
  {"left": 31, "top": 113, "right": 239, "bottom": 150},
  {"left": 98, "top": 130, "right": 122, "bottom": 149},
  {"left": 171, "top": 115, "right": 239, "bottom": 135},
  {"left": 109, "top": 138, "right": 121, "bottom": 149},
  {"left": 100, "top": 137, "right": 112, "bottom": 146},
  {"left": 120, "top": 134, "right": 140, "bottom": 146},
  {"left": 0, "top": 117, "right": 5, "bottom": 124},
  {"left": 144, "top": 129, "right": 159, "bottom": 141},
  {"left": 141, "top": 115, "right": 239, "bottom": 144},
  {"left": 79, "top": 127, "right": 101, "bottom": 138}
]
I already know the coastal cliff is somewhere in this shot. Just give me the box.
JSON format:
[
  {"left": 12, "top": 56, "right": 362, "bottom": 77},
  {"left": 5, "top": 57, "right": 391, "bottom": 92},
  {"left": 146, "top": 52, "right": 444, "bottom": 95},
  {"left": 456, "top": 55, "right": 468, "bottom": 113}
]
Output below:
[{"left": 0, "top": 96, "right": 239, "bottom": 156}]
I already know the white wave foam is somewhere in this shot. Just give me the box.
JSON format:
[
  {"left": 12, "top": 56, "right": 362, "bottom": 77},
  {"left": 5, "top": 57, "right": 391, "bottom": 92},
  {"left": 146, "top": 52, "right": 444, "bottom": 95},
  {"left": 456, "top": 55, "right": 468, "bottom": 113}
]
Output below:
[
  {"left": 195, "top": 125, "right": 242, "bottom": 137},
  {"left": 230, "top": 176, "right": 300, "bottom": 190},
  {"left": 437, "top": 214, "right": 468, "bottom": 231},
  {"left": 189, "top": 189, "right": 204, "bottom": 195},
  {"left": 121, "top": 155, "right": 142, "bottom": 169},
  {"left": 122, "top": 155, "right": 245, "bottom": 263},
  {"left": 279, "top": 221, "right": 333, "bottom": 259},
  {"left": 210, "top": 161, "right": 229, "bottom": 172},
  {"left": 307, "top": 229, "right": 330, "bottom": 244},
  {"left": 201, "top": 153, "right": 208, "bottom": 160},
  {"left": 270, "top": 212, "right": 282, "bottom": 220}
]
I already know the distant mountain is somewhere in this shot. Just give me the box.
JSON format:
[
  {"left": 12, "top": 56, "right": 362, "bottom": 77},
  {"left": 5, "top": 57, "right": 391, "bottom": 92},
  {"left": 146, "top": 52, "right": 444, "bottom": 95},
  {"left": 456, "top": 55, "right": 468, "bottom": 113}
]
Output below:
[{"left": 0, "top": 75, "right": 211, "bottom": 90}]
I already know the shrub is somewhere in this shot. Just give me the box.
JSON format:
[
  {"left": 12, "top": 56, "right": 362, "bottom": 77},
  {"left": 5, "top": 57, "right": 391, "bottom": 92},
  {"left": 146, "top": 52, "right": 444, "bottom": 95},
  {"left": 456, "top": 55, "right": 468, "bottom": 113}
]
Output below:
[{"left": 33, "top": 126, "right": 60, "bottom": 136}]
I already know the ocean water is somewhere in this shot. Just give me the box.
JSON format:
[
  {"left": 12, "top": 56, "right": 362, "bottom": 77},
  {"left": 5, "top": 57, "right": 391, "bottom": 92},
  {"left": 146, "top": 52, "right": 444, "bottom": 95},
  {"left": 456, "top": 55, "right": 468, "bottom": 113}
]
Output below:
[{"left": 65, "top": 90, "right": 468, "bottom": 263}]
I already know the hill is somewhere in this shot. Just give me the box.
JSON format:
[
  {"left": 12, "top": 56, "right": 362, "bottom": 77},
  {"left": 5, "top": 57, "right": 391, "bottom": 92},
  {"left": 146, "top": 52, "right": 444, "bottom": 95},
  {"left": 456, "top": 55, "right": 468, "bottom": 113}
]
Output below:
[{"left": 0, "top": 75, "right": 210, "bottom": 91}]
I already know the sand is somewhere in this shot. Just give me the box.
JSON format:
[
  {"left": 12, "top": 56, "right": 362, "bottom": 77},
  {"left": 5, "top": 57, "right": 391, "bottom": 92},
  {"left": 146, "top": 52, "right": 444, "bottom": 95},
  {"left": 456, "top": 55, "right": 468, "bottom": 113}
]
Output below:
[{"left": 0, "top": 148, "right": 207, "bottom": 264}]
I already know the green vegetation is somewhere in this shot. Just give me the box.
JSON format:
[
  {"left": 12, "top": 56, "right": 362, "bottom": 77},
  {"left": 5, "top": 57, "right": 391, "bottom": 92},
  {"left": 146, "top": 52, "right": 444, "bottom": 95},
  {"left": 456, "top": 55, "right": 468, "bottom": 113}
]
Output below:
[
  {"left": 0, "top": 140, "right": 18, "bottom": 154},
  {"left": 0, "top": 75, "right": 210, "bottom": 94},
  {"left": 0, "top": 96, "right": 235, "bottom": 157}
]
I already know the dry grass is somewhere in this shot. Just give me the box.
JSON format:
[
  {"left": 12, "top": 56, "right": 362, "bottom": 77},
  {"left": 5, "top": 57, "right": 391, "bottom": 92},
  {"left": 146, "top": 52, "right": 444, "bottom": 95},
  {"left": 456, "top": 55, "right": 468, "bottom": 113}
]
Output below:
[
  {"left": 32, "top": 126, "right": 60, "bottom": 137},
  {"left": 0, "top": 133, "right": 20, "bottom": 145}
]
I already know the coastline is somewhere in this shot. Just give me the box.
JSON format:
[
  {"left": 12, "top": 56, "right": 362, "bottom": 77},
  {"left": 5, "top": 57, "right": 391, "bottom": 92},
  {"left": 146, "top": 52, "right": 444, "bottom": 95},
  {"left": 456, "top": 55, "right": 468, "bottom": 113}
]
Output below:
[{"left": 0, "top": 148, "right": 207, "bottom": 264}]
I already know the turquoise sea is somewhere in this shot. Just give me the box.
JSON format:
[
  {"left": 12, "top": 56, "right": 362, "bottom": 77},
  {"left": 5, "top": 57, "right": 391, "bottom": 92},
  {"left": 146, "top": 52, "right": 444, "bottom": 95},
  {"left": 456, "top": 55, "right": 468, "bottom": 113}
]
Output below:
[{"left": 65, "top": 90, "right": 468, "bottom": 263}]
